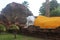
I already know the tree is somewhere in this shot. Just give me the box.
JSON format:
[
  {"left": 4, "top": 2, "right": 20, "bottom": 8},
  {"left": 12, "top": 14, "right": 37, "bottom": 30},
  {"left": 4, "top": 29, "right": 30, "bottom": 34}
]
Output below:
[
  {"left": 0, "top": 24, "right": 6, "bottom": 34},
  {"left": 39, "top": 3, "right": 46, "bottom": 15},
  {"left": 39, "top": 0, "right": 59, "bottom": 16},
  {"left": 50, "top": 0, "right": 59, "bottom": 11},
  {"left": 9, "top": 23, "right": 19, "bottom": 39},
  {"left": 22, "top": 1, "right": 29, "bottom": 7},
  {"left": 1, "top": 2, "right": 33, "bottom": 24},
  {"left": 0, "top": 14, "right": 9, "bottom": 30},
  {"left": 50, "top": 6, "right": 60, "bottom": 16}
]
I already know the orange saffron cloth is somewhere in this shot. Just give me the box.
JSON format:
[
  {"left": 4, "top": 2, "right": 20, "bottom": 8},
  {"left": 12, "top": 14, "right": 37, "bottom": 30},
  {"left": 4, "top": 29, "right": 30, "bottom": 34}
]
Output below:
[{"left": 34, "top": 16, "right": 60, "bottom": 29}]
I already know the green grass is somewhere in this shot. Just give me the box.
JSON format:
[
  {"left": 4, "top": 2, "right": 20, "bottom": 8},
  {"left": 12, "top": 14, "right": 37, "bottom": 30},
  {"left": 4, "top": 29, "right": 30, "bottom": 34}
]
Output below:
[{"left": 0, "top": 33, "right": 44, "bottom": 40}]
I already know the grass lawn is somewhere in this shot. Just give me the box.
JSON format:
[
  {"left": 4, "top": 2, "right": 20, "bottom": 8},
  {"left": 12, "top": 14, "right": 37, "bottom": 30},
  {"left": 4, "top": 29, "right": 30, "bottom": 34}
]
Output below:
[{"left": 0, "top": 33, "right": 44, "bottom": 40}]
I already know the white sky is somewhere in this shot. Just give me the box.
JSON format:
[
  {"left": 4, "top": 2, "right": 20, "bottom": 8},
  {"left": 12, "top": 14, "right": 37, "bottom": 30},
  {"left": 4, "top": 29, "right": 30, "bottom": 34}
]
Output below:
[{"left": 0, "top": 0, "right": 60, "bottom": 16}]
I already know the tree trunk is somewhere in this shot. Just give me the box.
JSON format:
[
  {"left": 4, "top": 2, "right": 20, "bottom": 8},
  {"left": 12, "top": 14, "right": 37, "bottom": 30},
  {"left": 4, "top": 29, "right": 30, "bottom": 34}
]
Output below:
[
  {"left": 13, "top": 30, "right": 17, "bottom": 39},
  {"left": 14, "top": 33, "right": 16, "bottom": 39},
  {"left": 45, "top": 0, "right": 50, "bottom": 17}
]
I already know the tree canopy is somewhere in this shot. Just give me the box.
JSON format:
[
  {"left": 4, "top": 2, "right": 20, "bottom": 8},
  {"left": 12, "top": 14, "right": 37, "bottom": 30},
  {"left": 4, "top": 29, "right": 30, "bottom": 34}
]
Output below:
[
  {"left": 39, "top": 0, "right": 59, "bottom": 16},
  {"left": 50, "top": 6, "right": 60, "bottom": 16},
  {"left": 22, "top": 1, "right": 29, "bottom": 7}
]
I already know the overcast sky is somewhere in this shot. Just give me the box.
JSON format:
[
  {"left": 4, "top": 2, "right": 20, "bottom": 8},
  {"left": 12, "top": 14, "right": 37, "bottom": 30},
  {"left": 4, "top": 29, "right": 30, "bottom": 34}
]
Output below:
[{"left": 0, "top": 0, "right": 60, "bottom": 16}]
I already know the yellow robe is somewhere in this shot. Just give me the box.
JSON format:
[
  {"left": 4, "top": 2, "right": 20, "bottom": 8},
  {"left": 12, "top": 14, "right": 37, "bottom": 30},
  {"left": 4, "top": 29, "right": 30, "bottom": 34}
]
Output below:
[{"left": 34, "top": 16, "right": 60, "bottom": 29}]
